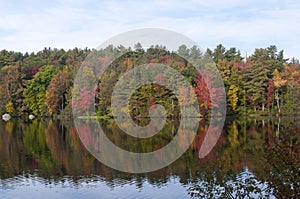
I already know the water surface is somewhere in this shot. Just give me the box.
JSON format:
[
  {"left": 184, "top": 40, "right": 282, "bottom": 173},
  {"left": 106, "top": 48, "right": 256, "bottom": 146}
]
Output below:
[{"left": 0, "top": 117, "right": 299, "bottom": 198}]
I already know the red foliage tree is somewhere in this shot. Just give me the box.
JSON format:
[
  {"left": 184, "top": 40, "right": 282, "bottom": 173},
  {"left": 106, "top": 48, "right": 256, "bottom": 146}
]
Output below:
[
  {"left": 194, "top": 70, "right": 224, "bottom": 114},
  {"left": 265, "top": 80, "right": 275, "bottom": 108},
  {"left": 29, "top": 66, "right": 40, "bottom": 77},
  {"left": 72, "top": 86, "right": 95, "bottom": 112}
]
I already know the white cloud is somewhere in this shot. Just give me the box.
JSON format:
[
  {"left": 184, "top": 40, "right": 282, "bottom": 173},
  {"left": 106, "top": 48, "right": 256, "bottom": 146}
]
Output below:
[{"left": 0, "top": 0, "right": 299, "bottom": 58}]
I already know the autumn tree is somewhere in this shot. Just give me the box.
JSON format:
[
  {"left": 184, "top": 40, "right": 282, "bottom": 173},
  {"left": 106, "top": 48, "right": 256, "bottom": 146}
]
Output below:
[
  {"left": 23, "top": 65, "right": 59, "bottom": 116},
  {"left": 272, "top": 69, "right": 287, "bottom": 113},
  {"left": 281, "top": 65, "right": 300, "bottom": 114},
  {"left": 71, "top": 66, "right": 97, "bottom": 114},
  {"left": 227, "top": 85, "right": 239, "bottom": 111},
  {"left": 0, "top": 64, "right": 26, "bottom": 115},
  {"left": 0, "top": 85, "right": 9, "bottom": 113},
  {"left": 216, "top": 53, "right": 244, "bottom": 113},
  {"left": 265, "top": 80, "right": 275, "bottom": 109},
  {"left": 45, "top": 68, "right": 71, "bottom": 115}
]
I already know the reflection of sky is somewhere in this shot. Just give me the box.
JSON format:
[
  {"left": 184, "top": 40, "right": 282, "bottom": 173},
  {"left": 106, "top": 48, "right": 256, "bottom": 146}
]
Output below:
[
  {"left": 0, "top": 0, "right": 299, "bottom": 58},
  {"left": 0, "top": 168, "right": 276, "bottom": 198},
  {"left": 0, "top": 176, "right": 189, "bottom": 199}
]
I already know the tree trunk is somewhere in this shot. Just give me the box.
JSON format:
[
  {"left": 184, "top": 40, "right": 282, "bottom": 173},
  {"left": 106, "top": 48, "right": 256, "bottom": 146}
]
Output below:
[
  {"left": 61, "top": 97, "right": 64, "bottom": 113},
  {"left": 276, "top": 117, "right": 281, "bottom": 137},
  {"left": 275, "top": 89, "right": 281, "bottom": 113}
]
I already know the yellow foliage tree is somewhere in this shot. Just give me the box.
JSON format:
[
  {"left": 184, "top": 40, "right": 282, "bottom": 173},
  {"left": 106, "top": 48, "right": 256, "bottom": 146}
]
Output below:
[
  {"left": 227, "top": 85, "right": 239, "bottom": 111},
  {"left": 5, "top": 101, "right": 14, "bottom": 114},
  {"left": 273, "top": 69, "right": 287, "bottom": 113}
]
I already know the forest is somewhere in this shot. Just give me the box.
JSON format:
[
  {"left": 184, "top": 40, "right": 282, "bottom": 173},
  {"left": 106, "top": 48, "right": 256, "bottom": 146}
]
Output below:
[{"left": 0, "top": 44, "right": 299, "bottom": 118}]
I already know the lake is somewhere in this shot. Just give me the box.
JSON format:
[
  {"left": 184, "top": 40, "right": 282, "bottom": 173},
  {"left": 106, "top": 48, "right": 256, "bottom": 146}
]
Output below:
[{"left": 0, "top": 117, "right": 299, "bottom": 198}]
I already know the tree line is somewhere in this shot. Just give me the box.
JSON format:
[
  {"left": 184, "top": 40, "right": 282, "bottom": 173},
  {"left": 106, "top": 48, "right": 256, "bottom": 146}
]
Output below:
[{"left": 0, "top": 44, "right": 299, "bottom": 118}]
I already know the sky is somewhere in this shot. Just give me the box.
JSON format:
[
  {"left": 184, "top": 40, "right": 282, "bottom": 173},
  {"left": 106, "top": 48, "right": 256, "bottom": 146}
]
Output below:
[{"left": 0, "top": 0, "right": 299, "bottom": 59}]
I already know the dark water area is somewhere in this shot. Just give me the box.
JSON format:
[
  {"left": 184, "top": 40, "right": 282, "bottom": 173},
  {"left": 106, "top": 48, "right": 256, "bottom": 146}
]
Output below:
[{"left": 0, "top": 117, "right": 299, "bottom": 198}]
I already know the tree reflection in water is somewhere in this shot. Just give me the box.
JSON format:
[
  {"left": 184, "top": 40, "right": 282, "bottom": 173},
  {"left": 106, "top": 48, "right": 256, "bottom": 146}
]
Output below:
[
  {"left": 0, "top": 117, "right": 299, "bottom": 198},
  {"left": 265, "top": 119, "right": 300, "bottom": 198},
  {"left": 188, "top": 117, "right": 300, "bottom": 198}
]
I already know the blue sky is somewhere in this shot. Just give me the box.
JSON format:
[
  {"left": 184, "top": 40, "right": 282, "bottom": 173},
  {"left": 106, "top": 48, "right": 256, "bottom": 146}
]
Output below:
[{"left": 0, "top": 0, "right": 299, "bottom": 58}]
